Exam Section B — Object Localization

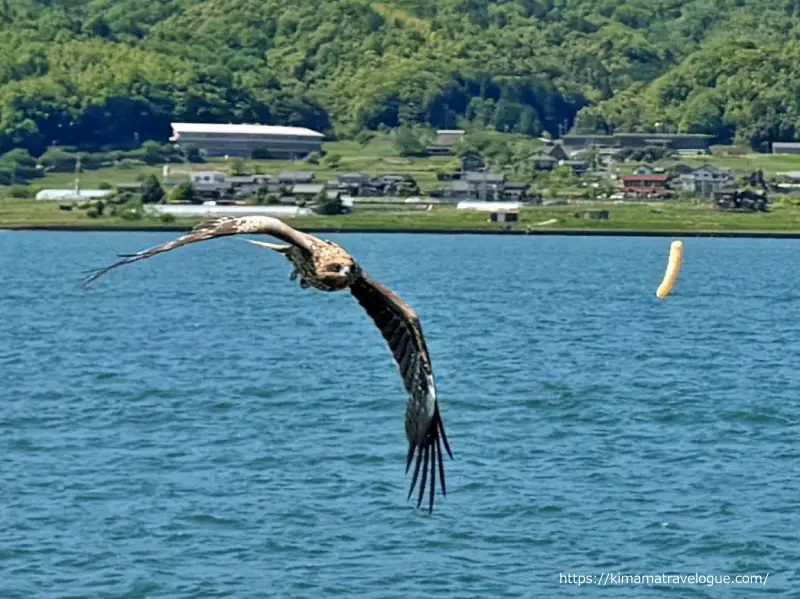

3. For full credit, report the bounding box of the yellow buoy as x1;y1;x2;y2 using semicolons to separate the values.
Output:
656;240;683;299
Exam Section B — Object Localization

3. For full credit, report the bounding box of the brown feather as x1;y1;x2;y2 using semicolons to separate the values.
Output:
349;274;453;513
79;215;314;288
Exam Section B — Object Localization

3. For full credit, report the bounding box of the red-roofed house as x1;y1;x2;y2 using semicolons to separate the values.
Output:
621;173;673;198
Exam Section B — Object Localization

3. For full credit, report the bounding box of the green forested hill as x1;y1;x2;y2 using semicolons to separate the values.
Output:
2;0;800;154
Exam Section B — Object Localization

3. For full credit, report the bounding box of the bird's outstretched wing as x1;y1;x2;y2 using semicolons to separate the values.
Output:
349;274;453;513
79;215;314;288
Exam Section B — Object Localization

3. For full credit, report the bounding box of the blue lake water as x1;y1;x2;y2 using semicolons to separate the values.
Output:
1;231;799;598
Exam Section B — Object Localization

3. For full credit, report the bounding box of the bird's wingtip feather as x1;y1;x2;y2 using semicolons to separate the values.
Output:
407;408;451;514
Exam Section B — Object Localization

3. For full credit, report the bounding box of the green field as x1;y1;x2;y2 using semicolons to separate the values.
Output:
4;197;800;236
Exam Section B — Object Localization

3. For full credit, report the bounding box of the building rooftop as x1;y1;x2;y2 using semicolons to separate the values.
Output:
170;122;324;138
622;174;671;182
292;183;325;194
229;175;274;184
465;172;505;182
279;171;315;181
434;130;466;146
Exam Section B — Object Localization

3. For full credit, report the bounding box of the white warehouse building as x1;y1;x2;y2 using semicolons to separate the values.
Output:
144;204;316;219
169;122;324;159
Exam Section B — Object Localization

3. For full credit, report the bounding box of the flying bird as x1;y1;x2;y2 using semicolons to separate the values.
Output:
80;215;454;513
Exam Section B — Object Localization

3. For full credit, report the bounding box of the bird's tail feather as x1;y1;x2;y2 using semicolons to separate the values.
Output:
406;405;453;514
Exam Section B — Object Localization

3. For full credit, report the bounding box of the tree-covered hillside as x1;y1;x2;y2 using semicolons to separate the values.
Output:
2;0;800;154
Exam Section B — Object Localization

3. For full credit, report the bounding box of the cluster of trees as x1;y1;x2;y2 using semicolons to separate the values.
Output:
0;140;184;189
2;0;800;155
574;35;800;151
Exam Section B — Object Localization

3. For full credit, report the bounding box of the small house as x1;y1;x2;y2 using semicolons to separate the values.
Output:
278;171;315;184
621;173;672;197
777;171;800;183
531;154;558;171
578;210;609;220
679;165;734;198
435;130;466;147
562;160;588;175
465;171;506;201
188;171;232;198
465;171;506;185
503;182;529;201
772;142;800;155
546;142;569;161
460;151;485;172
338;173;367;186
291;183;325;200
229;175;277;197
426;130;466;156
490;210;519;223
433;180;472;200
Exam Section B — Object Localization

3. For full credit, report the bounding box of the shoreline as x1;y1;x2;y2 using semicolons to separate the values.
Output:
4;223;800;239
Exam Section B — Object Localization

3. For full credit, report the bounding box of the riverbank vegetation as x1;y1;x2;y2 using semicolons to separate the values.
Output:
6;198;800;235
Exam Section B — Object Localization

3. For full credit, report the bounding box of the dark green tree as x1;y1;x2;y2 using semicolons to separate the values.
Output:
394;126;424;156
140;174;165;204
170;181;196;204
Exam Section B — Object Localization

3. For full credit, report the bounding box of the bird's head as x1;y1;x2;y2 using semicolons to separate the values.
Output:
316;243;361;289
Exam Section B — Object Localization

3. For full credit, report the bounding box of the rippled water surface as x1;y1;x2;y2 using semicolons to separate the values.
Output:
2;231;799;598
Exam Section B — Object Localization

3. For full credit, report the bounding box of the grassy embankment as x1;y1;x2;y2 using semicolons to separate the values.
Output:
4;137;800;235
7;198;800;236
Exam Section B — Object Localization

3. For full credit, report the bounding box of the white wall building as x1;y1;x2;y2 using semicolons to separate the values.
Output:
456;201;522;212
144;204;315;219
36;189;113;201
169;122;324;159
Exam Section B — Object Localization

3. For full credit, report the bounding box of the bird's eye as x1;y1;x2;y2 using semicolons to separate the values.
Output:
327;264;341;272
